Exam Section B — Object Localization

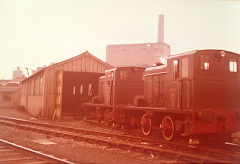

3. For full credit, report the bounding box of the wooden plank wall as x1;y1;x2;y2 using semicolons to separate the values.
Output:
0;89;19;108
19;72;44;116
19;53;111;117
43;54;111;117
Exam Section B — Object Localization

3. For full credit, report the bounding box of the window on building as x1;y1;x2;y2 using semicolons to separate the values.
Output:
39;77;43;95
28;81;32;95
182;58;188;78
173;59;179;79
24;83;27;96
3;93;11;101
21;84;24;96
229;58;238;72
200;55;210;70
31;80;34;96
23;83;25;96
34;79;37;96
80;85;83;95
88;84;92;97
73;86;76;95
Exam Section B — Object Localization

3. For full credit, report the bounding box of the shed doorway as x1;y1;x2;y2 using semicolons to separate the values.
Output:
61;71;103;116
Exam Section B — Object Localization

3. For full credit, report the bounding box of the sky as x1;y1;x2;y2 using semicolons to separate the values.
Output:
0;0;240;79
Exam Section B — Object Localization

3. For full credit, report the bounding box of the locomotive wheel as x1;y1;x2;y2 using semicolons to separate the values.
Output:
161;116;175;141
141;114;152;136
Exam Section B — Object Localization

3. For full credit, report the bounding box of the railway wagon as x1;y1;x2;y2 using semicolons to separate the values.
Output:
84;49;240;141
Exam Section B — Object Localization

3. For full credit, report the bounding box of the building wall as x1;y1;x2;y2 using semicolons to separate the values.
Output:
19;72;44;116
20;95;27;108
0;92;12;108
106;42;170;68
27;95;43;115
43;68;56;117
19;52;112;118
12;67;24;80
43;54;111;117
11;89;20;107
0;89;19;108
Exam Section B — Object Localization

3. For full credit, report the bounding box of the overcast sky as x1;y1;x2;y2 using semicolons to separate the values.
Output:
0;0;239;79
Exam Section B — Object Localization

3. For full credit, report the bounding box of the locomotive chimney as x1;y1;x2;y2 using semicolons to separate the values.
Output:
158;14;164;43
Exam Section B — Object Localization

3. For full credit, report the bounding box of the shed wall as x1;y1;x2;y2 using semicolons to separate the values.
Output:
27;95;43;115
43;69;56;117
19;72;44;116
20;52;112;118
0;89;19;108
11;89;20;108
43;54;111;117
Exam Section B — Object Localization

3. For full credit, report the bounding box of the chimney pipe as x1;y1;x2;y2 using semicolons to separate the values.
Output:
158;15;164;43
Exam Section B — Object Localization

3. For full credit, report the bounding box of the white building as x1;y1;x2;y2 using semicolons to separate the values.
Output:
106;15;170;68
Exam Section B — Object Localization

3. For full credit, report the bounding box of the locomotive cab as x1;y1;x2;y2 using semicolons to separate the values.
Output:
104;67;145;106
166;51;194;110
192;50;240;138
157;50;240;141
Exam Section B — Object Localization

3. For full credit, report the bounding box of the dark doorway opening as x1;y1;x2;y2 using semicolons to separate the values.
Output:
62;71;103;115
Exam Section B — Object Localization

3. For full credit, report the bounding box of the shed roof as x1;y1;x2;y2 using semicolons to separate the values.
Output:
21;51;112;82
45;51;112;71
0;86;19;92
6;82;20;87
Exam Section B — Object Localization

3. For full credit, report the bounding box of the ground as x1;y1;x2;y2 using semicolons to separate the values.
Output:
0;108;176;164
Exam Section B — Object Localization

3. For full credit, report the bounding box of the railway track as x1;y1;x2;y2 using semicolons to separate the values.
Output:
0;115;239;163
0;138;74;164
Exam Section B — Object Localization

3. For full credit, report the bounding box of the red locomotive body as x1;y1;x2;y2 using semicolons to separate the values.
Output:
84;49;240;142
143;49;240;141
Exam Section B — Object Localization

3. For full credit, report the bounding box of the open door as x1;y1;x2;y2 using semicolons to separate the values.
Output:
55;70;63;119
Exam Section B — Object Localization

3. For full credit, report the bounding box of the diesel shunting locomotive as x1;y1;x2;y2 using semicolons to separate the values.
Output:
83;49;240;141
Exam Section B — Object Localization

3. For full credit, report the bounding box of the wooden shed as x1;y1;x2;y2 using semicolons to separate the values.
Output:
19;51;112;119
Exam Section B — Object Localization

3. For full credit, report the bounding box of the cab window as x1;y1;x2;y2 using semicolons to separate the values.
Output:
173;59;179;79
107;72;113;85
200;55;209;70
229;58;238;72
